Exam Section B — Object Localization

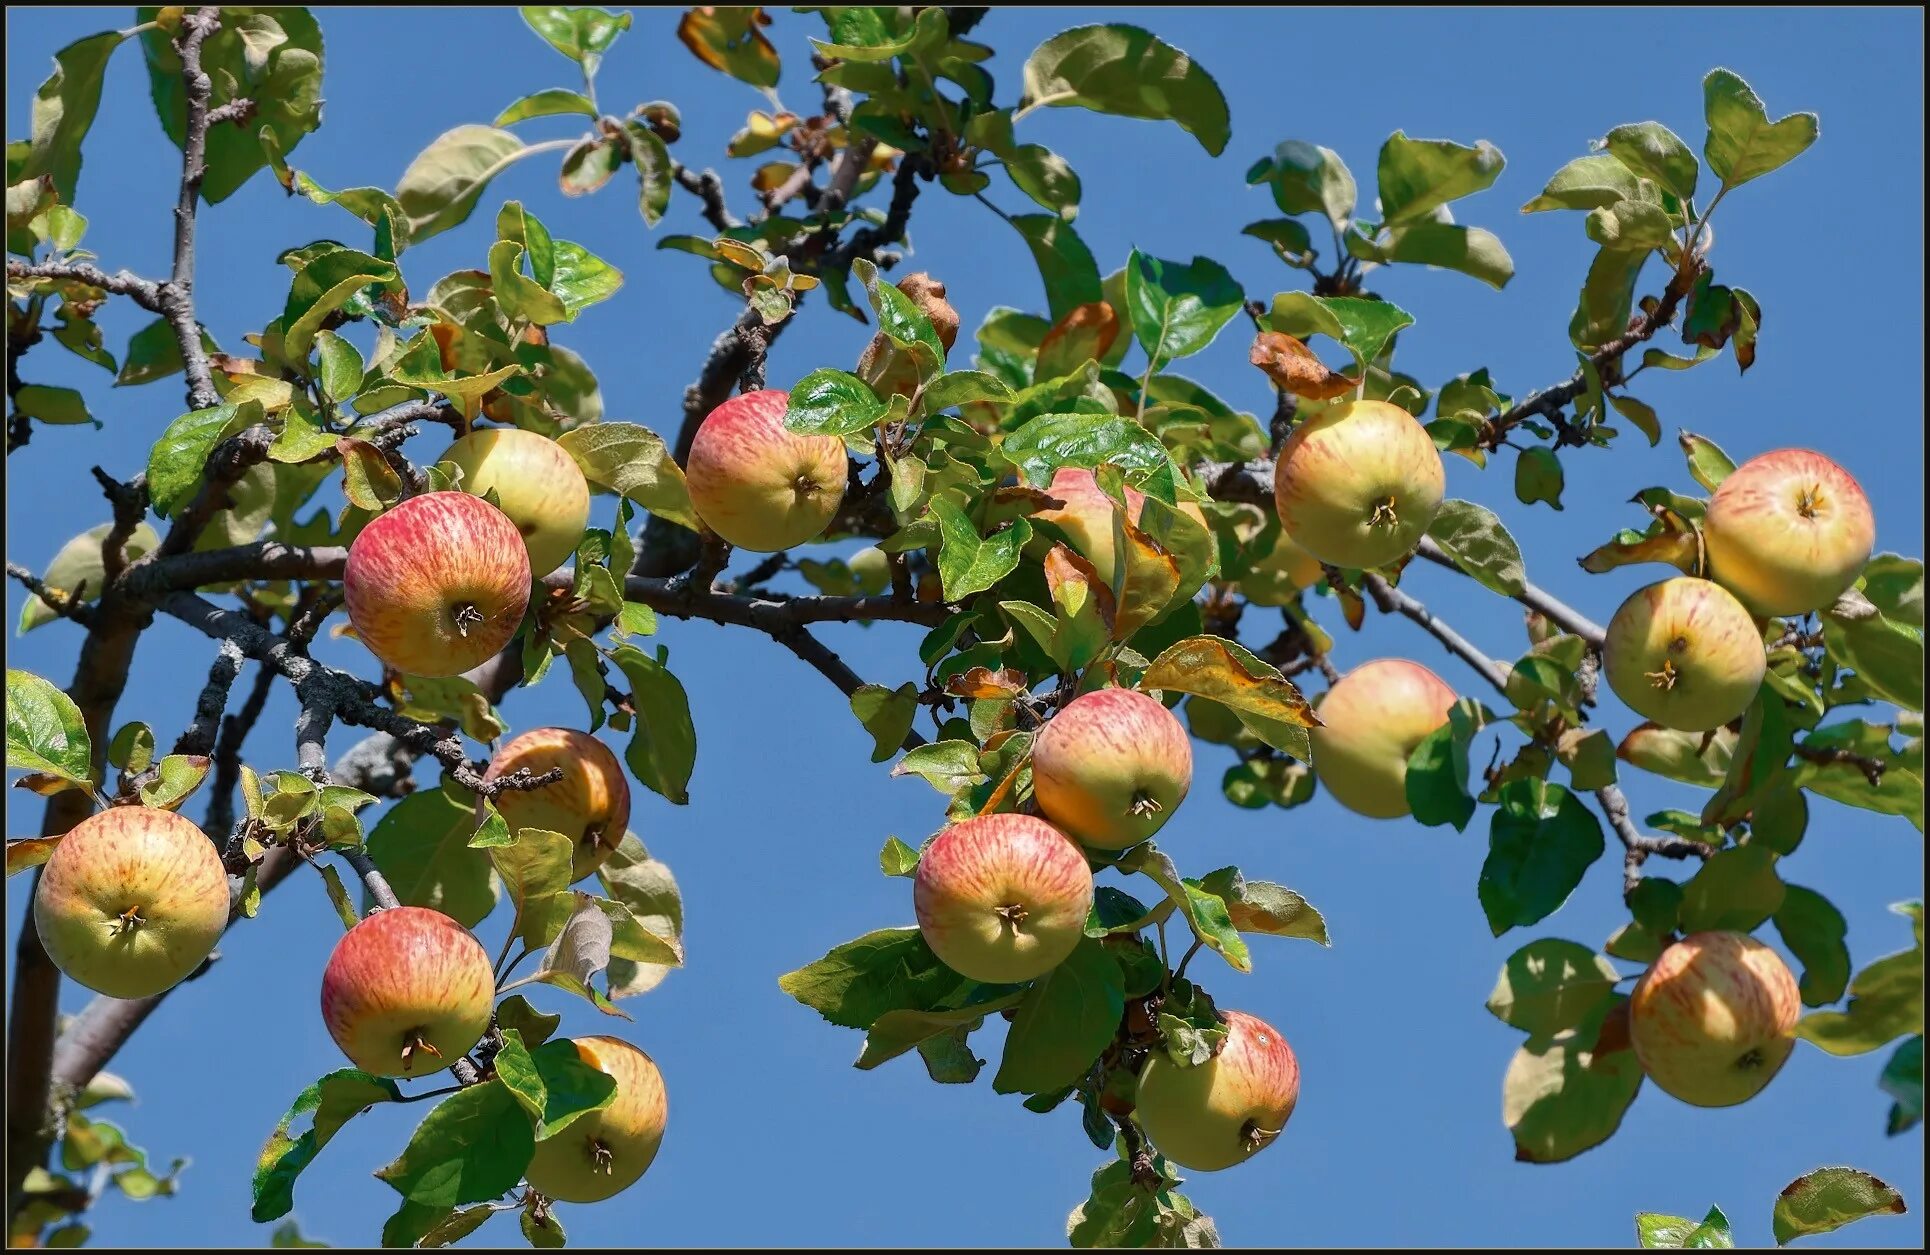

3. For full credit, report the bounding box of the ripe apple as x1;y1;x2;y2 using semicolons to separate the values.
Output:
1033;466;1210;589
1309;659;1457;819
1032;687;1193;850
320;906;495;1079
343;491;531;678
1603;577;1765;732
1135;1010;1301;1172
437;427;592;577
1702;449;1876;616
524;1036;668;1203
33;806;230;1000
484;728;631;883
912;813;1094;984
684;389;846;552
1273;399;1445;570
1629;930;1800;1107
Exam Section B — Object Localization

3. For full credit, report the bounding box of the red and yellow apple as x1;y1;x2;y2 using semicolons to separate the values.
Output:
1629;930;1800;1107
1273;400;1445;570
438;427;592;577
1309;659;1457;819
484;728;631;884
1603;577;1765;732
33;806;230;999
1033;467;1210;589
912;813;1094;984
343;491;531;678
320;906;495;1079
684;389;846;552
1702;449;1876;616
1135;1009;1301;1172
1032;687;1193;850
525;1036;668;1203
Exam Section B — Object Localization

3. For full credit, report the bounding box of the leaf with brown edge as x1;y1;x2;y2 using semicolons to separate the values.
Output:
1109;515;1181;641
7;837;62;877
945;667;1028;701
677;6;779;89
1036;302;1120;380
1578;527;1700;576
11;773;86;798
1044;544;1116;624
1249;330;1357;401
1772;1167;1907;1246
1143;636;1320;730
336;438;404;511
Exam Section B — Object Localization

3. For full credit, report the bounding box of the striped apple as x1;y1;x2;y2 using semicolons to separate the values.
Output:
1603;577;1766;732
684;389;845;552
912;813;1094;984
1033;466;1209;590
438;427;592;577
1629;931;1800;1107
320;906;495;1079
1274;399;1444;570
1135;1010;1302;1171
1032;687;1193;850
1703;449;1875;616
485;728;631;883
525;1036;668;1202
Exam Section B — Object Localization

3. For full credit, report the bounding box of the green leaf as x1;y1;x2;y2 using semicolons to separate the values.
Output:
624;122;673;225
18;522;161;634
850;683;918;763
252;1070;400;1223
1406;700;1493;831
1703;69;1819;190
376;1082;534;1247
1426;500;1525;596
1771;1167;1907;1246
16;30;126;203
1503;1010;1643;1163
113;317;216;388
1638;1207;1736;1249
11;384;94;429
1823;607;1923;713
1775;885;1851;1007
1608;393;1662;446
1586;200;1676;252
1002;412;1174;490
878;835;920;878
6;669;93;787
609;644;696;805
556;421;698;532
365;787;495;927
1678;429;1736;491
931;497;1028;601
1522;155;1640;213
1479;779;1606;936
1603;122;1698;201
858;992;1025;1072
992;937;1125;1094
1008;215;1102;321
1195;866;1329;945
1130;844;1250;974
1142;636;1316;761
395;125;529;243
1247;139;1355;225
777;927;964;1030
1377;131;1505;225
1123;251;1243;364
1799;902;1923;1056
494;87;596;126
923;370;1014;412
1369;221;1514;289
521;6;631;68
284;246;398;360
146;402;256;517
137;754;211;811
1486;939;1622;1037
785;368;888;437
1679;846;1784;933
1881;1036;1923;1135
492;1029;618;1140
891;740;987;794
1514;446;1565;511
598;833;684;999
1261;292;1413;374
1019;25;1230;155
1569;244;1646;349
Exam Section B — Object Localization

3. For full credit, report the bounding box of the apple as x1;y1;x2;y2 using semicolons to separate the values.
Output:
437;427;592;577
1273;399;1445;570
484;728;631;883
524;1036;668;1203
1309;659;1457;819
1032;687;1193;850
1241;531;1325;606
684;389;846;552
1135;1010;1301;1172
1629;930;1800;1107
1702;449;1876;616
857;273;960;399
1603;577;1765;732
320;906;495;1079
33;806;230;1000
343;491;532;678
1033;467;1210;589
913;813;1094;984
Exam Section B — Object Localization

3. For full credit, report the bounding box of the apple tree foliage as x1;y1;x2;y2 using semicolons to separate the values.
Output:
4;5;1922;1248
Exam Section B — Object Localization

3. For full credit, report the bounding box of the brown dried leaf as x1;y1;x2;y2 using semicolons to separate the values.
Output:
1250;331;1358;400
1037;302;1119;377
945;667;1028;701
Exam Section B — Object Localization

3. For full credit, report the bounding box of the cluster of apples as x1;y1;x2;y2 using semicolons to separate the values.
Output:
1602;449;1876;732
912;684;1302;1173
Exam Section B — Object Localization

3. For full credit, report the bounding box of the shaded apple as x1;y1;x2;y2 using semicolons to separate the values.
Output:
1273;399;1444;570
1702;449;1875;616
1033;466;1209;589
525;1036;668;1203
1136;1010;1301;1172
320;906;494;1079
684;389;845;552
1032;687;1193;850
1603;577;1765;732
33;806;230;1000
438;427;592;577
343;491;531;678
913;813;1094;984
485;728;631;883
1310;659;1457;819
1629;930;1800;1107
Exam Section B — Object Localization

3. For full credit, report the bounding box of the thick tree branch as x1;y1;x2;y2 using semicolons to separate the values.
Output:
175;637;246;756
671;162;739;231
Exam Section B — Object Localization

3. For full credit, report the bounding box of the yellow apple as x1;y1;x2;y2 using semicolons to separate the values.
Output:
1273;399;1444;570
1310;659;1457;819
438;427;592;577
1603;577;1765;732
1702;449;1875;616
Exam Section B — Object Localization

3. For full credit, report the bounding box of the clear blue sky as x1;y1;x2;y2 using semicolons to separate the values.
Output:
6;6;1924;1248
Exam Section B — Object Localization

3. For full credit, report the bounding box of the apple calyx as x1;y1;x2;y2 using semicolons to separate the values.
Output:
1129;791;1164;818
590;1141;614;1174
1242;1120;1282;1154
993;902;1030;929
1645;657;1680;691
1367;496;1399;528
400;1032;444;1069
109;905;145;935
449;601;485;637
1795;485;1820;519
